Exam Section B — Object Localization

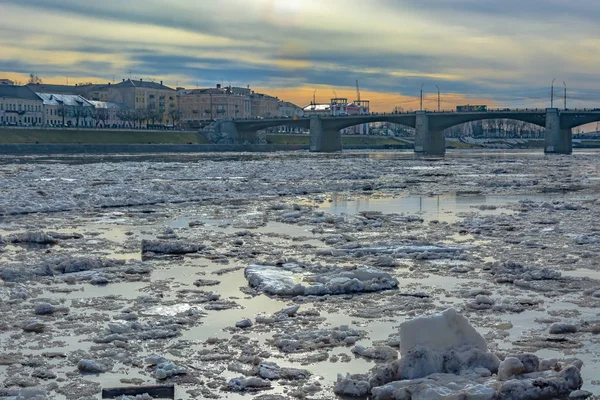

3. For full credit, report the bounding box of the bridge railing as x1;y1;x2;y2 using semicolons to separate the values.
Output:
229;108;600;122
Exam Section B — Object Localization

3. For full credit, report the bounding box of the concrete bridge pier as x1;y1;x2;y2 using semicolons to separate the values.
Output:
238;130;259;144
414;111;445;157
309;116;342;152
544;108;572;154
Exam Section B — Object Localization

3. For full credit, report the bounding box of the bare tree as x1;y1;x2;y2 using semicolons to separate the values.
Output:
88;107;97;127
117;108;134;129
146;105;161;127
168;109;182;128
95;108;110;128
56;104;68;127
71;104;90;128
27;74;43;84
134;109;147;128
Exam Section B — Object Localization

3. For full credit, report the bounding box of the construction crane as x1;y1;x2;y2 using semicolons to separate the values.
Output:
355;80;361;102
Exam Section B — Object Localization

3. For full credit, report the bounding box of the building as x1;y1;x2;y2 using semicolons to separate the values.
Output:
108;79;177;126
0;79;15;86
0;85;43;126
278;101;303;118
344;100;370;135
177;84;285;126
177;84;254;128
35;93;95;127
301;98;370;134
250;92;279;118
302;103;331;116
88;101;128;128
79;84;111;102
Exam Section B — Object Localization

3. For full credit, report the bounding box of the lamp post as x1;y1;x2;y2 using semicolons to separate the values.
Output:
563;81;567;110
420;83;424;111
435;85;440;112
551;78;556;108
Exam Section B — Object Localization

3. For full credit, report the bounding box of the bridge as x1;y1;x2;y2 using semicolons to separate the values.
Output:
214;108;600;156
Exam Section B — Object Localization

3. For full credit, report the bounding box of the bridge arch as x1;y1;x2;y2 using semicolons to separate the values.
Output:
561;113;600;129
428;112;547;131
320;115;416;132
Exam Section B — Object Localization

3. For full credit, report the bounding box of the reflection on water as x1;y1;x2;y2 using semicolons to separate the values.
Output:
316;192;569;222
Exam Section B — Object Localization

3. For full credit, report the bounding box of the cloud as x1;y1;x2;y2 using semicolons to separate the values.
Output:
0;0;598;110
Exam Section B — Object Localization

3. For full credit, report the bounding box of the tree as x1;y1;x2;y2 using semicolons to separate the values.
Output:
56;104;68;127
27;74;42;84
168;108;182;128
134;108;147;128
71;103;90;128
117;108;134;129
146;105;162;127
95;108;110;128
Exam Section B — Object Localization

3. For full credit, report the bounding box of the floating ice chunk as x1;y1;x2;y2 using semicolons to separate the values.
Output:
227;376;272;392
9;231;58;245
245;264;398;297
569;390;593;399
235;318;253;329
352;345;398;361
550;323;578;334
257;362;310;380
77;359;109;374
34;303;56;315
275;304;300;317
342;245;467;255
141;239;203;254
155;361;186;380
245;265;304;296
497;357;524;381
334;373;370;397
399;308;487;356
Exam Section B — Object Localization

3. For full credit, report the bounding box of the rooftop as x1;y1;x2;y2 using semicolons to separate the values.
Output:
302;103;331;111
27;83;80;94
35;93;93;107
87;100;128;109
279;101;301;109
113;79;175;91
0;85;42;101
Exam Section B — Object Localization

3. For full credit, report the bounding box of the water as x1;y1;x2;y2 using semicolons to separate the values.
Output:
314;192;569;222
2;150;600;398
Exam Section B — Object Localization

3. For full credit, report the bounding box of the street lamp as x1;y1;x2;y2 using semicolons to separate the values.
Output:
420;83;424;111
435;85;440;112
563;81;567;110
551;78;556;108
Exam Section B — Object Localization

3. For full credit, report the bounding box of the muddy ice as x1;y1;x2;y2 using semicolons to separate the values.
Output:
0;151;600;399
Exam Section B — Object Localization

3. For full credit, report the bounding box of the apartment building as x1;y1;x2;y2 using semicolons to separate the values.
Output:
108;79;177;125
178;84;252;127
0;85;43;126
250;93;279;118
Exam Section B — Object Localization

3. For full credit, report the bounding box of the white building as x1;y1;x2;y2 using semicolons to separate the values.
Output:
302;103;331;116
278;101;304;118
36;93;94;127
88;101;127;128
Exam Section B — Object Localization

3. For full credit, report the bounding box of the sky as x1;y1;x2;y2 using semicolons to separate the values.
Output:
1;0;599;113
